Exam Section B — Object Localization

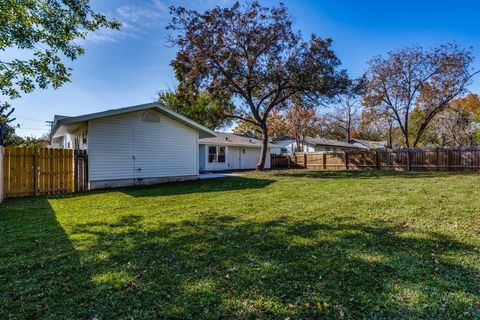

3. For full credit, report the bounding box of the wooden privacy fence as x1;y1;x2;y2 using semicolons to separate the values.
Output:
3;147;74;198
271;148;480;172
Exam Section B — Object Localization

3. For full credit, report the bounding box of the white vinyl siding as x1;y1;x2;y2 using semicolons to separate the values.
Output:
270;140;315;154
200;145;270;171
238;147;271;169
88;109;198;182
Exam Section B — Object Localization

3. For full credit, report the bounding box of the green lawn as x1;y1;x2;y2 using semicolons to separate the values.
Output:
1;170;479;319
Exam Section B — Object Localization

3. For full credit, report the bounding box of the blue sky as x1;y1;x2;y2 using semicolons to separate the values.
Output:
7;0;480;137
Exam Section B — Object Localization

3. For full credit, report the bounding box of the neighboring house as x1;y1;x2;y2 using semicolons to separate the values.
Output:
198;132;277;172
349;138;389;150
271;136;368;154
50;103;215;189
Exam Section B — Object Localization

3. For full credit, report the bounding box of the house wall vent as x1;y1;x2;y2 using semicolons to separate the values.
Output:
142;111;160;123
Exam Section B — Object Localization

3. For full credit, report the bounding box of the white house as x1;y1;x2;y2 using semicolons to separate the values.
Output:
271;136;368;154
50;103;216;189
198;132;276;172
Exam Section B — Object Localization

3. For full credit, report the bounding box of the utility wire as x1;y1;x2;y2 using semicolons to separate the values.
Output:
15;127;48;131
15;116;48;122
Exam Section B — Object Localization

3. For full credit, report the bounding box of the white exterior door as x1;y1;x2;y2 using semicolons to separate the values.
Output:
240;148;259;169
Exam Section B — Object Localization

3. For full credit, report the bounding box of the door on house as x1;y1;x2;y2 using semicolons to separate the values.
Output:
239;148;259;169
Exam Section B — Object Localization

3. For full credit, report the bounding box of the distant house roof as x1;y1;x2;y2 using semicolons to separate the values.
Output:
349;138;388;149
272;136;366;149
199;132;278;148
305;137;367;149
50;102;216;139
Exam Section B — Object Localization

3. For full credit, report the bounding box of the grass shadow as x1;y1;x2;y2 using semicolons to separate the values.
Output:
0;198;99;319
36;176;276;201
61;214;480;318
120;176;275;198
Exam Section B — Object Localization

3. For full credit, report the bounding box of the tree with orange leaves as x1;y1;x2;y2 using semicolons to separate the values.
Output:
233;111;288;141
285;104;320;152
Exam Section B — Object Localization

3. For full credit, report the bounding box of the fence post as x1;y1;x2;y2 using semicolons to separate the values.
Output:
0;146;3;203
323;153;327;170
446;149;450;171
287;154;291;169
33;147;39;196
375;151;380;171
345;151;349;170
406;149;411;171
74;150;78;192
304;153;307;168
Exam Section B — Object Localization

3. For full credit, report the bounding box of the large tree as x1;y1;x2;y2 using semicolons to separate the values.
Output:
363;44;477;148
0;0;120;100
1;1;120;144
158;90;234;130
168;1;348;169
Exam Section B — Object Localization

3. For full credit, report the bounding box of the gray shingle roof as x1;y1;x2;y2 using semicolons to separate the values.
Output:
349;138;388;149
272;136;367;149
305;137;367;149
199;132;278;148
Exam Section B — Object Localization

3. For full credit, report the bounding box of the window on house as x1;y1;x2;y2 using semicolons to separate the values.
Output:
208;146;226;163
208;146;216;163
280;147;288;153
218;146;225;163
326;147;331;151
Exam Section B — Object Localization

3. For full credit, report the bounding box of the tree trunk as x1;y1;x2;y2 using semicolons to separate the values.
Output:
388;122;393;149
403;112;410;148
256;123;269;171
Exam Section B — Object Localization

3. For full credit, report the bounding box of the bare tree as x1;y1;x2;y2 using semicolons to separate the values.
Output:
363;44;477;148
435;108;474;146
168;2;349;169
433;94;480;146
327;93;362;142
359;109;395;148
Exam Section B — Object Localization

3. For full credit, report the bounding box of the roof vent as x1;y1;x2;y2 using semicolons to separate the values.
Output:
142;111;160;123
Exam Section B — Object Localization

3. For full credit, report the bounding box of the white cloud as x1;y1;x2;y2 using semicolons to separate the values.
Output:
86;0;169;44
85;0;235;44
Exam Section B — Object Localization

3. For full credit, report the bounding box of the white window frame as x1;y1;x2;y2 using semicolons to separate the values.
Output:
208;145;226;163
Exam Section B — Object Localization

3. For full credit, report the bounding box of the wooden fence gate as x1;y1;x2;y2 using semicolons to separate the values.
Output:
3;147;74;198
